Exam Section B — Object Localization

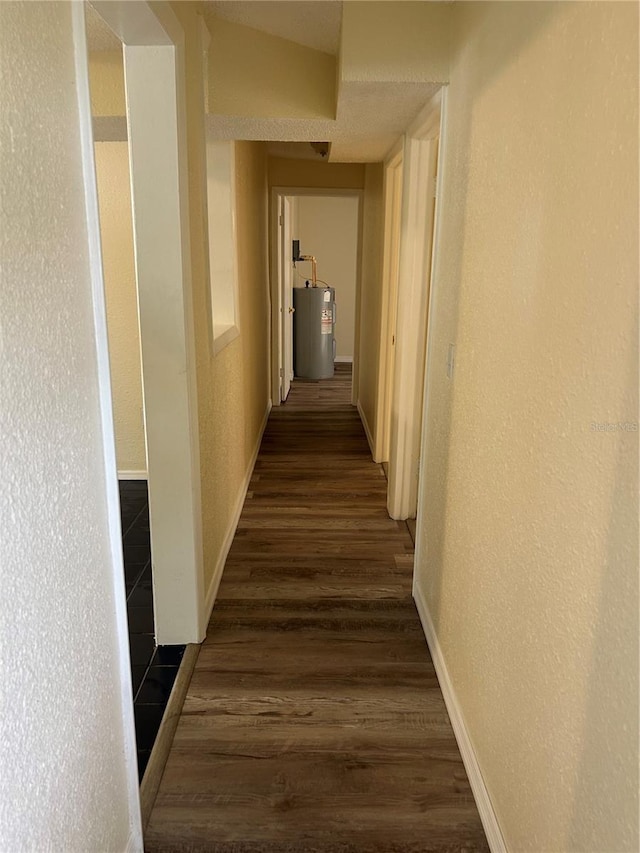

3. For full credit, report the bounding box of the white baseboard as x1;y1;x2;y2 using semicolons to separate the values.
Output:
357;401;379;461
118;470;147;481
203;400;272;624
412;581;507;853
335;356;353;363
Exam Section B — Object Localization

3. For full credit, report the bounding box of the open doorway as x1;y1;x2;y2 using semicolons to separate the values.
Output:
272;189;362;406
383;91;443;522
376;142;404;467
84;0;204;784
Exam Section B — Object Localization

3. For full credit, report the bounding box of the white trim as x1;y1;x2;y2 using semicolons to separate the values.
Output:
124;38;204;645
412;581;507;853
413;88;449;573
387;90;442;521
334;356;353;363
357;401;377;461
376;145;404;465
117;470;148;481
74;4;143;849
212;323;240;356
406;89;444;139
203;400;272;625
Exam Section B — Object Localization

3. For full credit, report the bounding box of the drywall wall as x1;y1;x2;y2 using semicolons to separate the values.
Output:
0;2;139;849
415;2;638;850
356;163;385;452
94;142;147;474
269;157;365;190
297;195;360;359
171;3;271;604
206;16;335;120
200;141;271;595
340;1;450;83
89;49;126;116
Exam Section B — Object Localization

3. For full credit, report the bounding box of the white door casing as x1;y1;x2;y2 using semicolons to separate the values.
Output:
282;196;295;400
376;142;404;464
387;91;442;520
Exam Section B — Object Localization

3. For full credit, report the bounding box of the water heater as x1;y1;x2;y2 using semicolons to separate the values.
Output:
293;285;336;380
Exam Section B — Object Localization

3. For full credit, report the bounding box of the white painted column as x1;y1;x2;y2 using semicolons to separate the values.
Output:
124;45;205;644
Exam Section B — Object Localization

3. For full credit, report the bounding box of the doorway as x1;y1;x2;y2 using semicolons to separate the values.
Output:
271;188;363;406
376;142;404;465
384;91;444;521
83;0;205;789
86;1;204;646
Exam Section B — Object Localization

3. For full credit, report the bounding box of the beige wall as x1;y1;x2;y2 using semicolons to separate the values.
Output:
297;195;360;360
341;1;450;83
269;157;365;190
88;50;125;116
416;3;638;851
2;3;139;847
94;142;147;474
198;140;271;594
357;163;385;449
172;2;271;598
206;16;335;120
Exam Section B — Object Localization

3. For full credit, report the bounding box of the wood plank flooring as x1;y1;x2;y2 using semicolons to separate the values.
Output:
145;365;489;852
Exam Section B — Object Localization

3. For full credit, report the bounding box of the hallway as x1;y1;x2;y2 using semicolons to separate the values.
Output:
145;367;488;851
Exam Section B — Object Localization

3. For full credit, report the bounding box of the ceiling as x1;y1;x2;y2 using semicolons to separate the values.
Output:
87;1;440;163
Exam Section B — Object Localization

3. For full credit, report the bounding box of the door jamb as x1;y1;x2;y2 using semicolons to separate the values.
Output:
375;139;404;463
387;89;444;520
413;89;449;575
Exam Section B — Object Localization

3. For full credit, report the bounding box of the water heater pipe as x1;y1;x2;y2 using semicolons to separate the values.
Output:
298;254;318;286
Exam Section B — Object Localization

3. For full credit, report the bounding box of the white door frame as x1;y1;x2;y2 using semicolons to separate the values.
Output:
270;187;364;406
387;90;443;520
278;195;296;402
375;139;404;463
90;1;205;645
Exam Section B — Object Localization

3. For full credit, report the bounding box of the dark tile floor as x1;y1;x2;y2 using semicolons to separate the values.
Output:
119;480;185;782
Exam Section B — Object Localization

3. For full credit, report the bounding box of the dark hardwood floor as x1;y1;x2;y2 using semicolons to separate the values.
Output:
145;364;489;852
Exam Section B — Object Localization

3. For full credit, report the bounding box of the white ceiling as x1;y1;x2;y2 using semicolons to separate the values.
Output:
204;1;342;55
207;80;440;162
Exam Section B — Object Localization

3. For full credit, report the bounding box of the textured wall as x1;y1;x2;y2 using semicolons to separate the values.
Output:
207;16;335;119
171;3;271;598
341;1;450;83
0;3;136;849
199;142;271;592
95;142;147;473
297;195;360;359
89;49;126;116
357;164;385;448
416;3;638;850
